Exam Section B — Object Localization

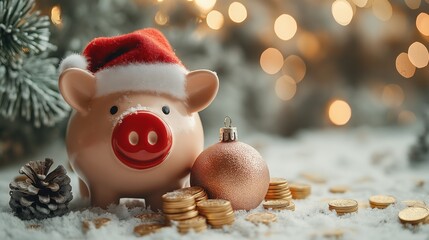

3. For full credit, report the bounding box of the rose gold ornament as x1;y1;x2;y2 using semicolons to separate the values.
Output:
190;117;270;210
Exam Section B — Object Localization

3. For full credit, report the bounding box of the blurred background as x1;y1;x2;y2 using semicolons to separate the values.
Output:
1;0;428;165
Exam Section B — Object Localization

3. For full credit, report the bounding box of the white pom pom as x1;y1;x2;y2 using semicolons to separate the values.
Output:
59;54;88;73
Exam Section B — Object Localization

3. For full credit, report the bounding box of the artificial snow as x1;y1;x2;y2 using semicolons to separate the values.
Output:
1;127;429;240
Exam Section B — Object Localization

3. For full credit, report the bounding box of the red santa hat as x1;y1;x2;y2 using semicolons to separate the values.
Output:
59;28;188;99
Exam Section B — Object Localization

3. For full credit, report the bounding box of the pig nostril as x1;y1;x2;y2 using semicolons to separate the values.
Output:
148;131;158;145
129;131;139;146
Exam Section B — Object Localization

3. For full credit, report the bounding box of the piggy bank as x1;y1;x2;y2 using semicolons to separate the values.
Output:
58;29;219;209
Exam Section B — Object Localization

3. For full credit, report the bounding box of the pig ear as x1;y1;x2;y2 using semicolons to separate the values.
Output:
185;70;219;113
59;68;96;113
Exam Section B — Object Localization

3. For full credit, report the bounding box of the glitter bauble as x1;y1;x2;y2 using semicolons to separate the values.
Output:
190;117;270;210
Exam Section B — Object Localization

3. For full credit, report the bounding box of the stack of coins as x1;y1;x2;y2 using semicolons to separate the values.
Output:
328;199;358;216
398;207;429;225
289;183;311;199
265;177;293;201
162;192;199;222
176;215;207;233
369;195;396;209
197;199;235;228
263;199;295;211
174;186;208;204
245;212;277;225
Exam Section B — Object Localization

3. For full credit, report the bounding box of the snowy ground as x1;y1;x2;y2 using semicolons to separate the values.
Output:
1;127;429;240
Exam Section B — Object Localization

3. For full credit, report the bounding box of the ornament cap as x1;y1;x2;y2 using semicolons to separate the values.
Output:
219;116;238;142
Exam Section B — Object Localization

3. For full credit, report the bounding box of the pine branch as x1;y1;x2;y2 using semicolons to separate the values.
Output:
0;0;69;127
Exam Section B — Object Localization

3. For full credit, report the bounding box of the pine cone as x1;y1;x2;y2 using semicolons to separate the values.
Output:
9;158;73;220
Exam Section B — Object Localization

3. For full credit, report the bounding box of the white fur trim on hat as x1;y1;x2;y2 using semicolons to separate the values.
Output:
59;53;88;73
95;63;188;100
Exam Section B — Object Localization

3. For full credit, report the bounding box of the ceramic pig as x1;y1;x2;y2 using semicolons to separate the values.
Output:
58;29;219;209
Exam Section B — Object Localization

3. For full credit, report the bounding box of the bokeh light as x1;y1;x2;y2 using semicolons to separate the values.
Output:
195;0;216;13
395;52;416;79
297;32;321;59
331;0;353;26
154;11;169;25
274;14;297;41
372;0;393;21
408;42;429;68
382;84;404;107
416;13;429;36
282;55;307;83
228;2;247;23
206;10;224;30
50;6;62;25
405;0;421;9
398;110;416;124
275;75;297;101
352;0;368;8
260;48;284;74
328;100;352;126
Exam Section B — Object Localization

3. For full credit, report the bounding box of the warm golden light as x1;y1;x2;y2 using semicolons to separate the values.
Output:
274;14;297;41
382;84;404;107
352;0;368;7
195;0;216;13
331;0;353;26
328;100;352;126
395;52;416;79
228;2;247;23
297;32;320;59
154;11;169;25
372;0;392;21
398;110;416;124
260;48;284;74
50;6;62;25
408;42;429;68
405;0;421;9
282;55;306;83
275;75;297;101
416;13;429;36
206;10;224;30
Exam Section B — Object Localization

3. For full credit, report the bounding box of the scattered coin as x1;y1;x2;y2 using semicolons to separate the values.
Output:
82;217;111;232
369;195;396;209
329;186;348;194
402;200;427;209
26;224;42;230
328;199;358;216
197;199;235;228
301;172;326;184
134;212;165;224
246;212;277;225
398;207;429;225
134;223;164;236
323;229;344;239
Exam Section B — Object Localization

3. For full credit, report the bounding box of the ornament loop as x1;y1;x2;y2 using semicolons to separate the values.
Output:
224;116;232;128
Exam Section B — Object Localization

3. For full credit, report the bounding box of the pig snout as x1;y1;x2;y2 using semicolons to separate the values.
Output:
111;110;172;169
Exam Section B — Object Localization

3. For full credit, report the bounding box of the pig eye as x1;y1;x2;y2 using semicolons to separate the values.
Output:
162;106;170;115
110;106;118;115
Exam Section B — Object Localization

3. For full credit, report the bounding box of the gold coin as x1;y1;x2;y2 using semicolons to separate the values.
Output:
204;210;234;219
82;217;111;232
263;200;290;209
133;223;164;236
301;172;326;183
165;209;199;221
369;195;396;206
329;186;348;194
175;186;204;197
328;199;358;209
197;199;231;210
163;204;196;214
323;229;344;238
398;207;429;224
270;177;288;185
246;212;277;225
178;216;206;226
162;192;194;202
